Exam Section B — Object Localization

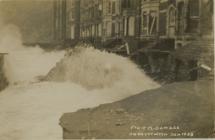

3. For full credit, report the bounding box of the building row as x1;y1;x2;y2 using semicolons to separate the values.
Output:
54;0;214;81
54;0;213;46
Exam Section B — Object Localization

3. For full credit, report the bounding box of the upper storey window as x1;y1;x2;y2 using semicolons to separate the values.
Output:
122;0;131;8
186;0;200;33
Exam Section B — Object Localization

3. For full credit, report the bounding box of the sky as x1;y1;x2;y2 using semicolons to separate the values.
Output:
0;0;54;43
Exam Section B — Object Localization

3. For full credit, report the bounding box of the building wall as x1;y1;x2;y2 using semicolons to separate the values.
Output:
53;0;214;49
52;0;214;81
173;0;214;81
78;0;141;43
175;0;214;48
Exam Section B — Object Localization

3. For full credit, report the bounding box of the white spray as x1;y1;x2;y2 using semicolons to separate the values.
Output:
0;24;65;85
0;22;160;140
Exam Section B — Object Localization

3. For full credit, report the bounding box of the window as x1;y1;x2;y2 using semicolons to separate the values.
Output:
123;18;128;36
71;25;75;39
141;10;157;35
186;0;200;33
127;0;131;8
71;10;75;19
142;12;148;35
98;24;102;37
92;25;95;36
169;7;176;26
159;12;167;36
115;22;120;35
122;0;131;8
108;2;111;13
112;23;115;36
201;0;213;34
98;4;102;16
107;22;112;36
189;0;200;17
177;2;184;35
128;17;135;36
112;1;116;14
149;11;157;35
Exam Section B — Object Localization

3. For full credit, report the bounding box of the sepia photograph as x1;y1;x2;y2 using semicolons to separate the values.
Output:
0;0;214;139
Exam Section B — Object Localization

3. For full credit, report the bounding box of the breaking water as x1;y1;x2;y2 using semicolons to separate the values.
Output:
0;24;160;140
